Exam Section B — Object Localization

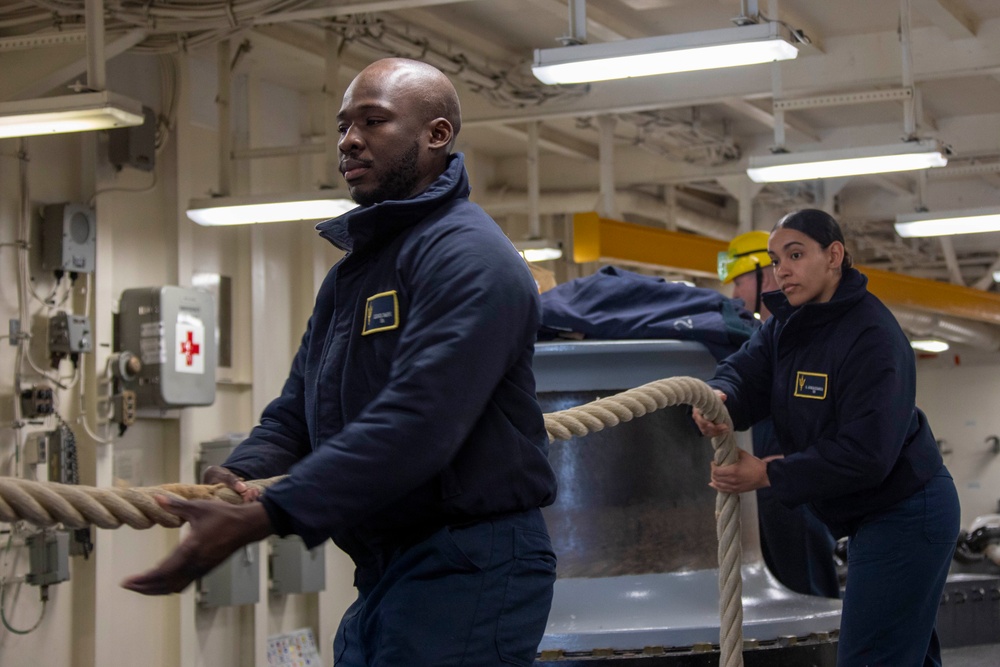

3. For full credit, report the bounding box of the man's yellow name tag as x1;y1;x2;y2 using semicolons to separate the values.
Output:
363;290;399;335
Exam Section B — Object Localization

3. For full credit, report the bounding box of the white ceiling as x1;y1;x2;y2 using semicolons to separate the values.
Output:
4;0;1000;286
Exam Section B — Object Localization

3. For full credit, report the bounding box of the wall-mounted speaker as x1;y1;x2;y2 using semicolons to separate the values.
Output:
41;203;96;274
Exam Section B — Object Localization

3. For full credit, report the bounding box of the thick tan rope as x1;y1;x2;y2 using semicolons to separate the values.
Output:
0;376;740;664
544;375;743;667
0;476;285;530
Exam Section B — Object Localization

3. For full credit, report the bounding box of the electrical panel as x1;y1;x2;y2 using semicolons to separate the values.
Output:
41;203;96;274
270;535;325;595
196;434;260;607
26;531;70;586
45;427;71;485
20;385;54;418
48;312;93;363
117;286;216;409
198;544;260;608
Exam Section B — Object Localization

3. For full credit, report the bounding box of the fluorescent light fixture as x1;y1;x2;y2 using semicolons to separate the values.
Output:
186;192;357;226
513;239;563;262
0;91;144;139
910;339;949;353
747;139;948;183
894;206;1000;238
532;22;798;85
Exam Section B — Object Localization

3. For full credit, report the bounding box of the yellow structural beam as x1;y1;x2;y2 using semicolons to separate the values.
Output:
572;211;725;278
572;212;1000;327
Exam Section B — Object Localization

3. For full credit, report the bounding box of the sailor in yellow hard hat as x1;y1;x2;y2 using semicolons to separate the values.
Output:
717;230;778;320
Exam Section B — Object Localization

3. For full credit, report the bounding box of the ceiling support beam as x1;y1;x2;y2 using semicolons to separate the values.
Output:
597;115;618;219
716;176;765;234
10;28;148;100
872;174;915;197
572;212;726;279
488;124;599;161
972;255;1000;291
571;213;1000;325
939;236;965;285
911;0;978;38
527;121;541;238
481;190;737;239
721;98;820;143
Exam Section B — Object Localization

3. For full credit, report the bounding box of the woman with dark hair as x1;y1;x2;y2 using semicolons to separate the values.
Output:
693;209;960;666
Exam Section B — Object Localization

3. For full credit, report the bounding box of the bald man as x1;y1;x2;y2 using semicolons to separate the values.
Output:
124;58;558;666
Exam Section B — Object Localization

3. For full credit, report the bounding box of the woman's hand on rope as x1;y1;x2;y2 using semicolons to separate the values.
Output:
202;465;261;502
120;495;273;595
691;390;730;437
710;449;775;494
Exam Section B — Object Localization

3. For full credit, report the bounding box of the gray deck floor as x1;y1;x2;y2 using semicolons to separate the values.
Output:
942;643;1000;665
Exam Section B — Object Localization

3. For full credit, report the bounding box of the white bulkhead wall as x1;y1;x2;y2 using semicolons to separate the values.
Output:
0;50;355;666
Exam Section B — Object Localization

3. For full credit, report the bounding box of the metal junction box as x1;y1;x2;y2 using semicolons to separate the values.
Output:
198;544;260;608
270;535;325;595
117;286;216;409
48;312;93;356
26;531;70;586
41;203;96;274
197;434;259;607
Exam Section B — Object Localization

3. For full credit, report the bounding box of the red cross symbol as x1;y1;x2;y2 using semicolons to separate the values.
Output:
179;330;201;366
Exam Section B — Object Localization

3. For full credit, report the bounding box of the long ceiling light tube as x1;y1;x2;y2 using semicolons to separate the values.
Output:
187;192;357;226
532;22;798;85
746;139;948;183
894;206;1000;238
0;91;144;139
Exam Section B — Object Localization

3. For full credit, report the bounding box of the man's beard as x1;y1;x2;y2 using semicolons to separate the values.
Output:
350;141;421;207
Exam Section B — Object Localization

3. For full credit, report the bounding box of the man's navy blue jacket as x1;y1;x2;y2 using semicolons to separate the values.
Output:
709;268;943;537
222;154;557;565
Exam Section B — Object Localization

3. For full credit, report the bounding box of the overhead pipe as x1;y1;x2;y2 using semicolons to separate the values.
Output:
217;39;231;197
568;0;587;44
85;0;106;91
324;30;343;188
597;115;618;219
526;121;541;238
899;0;917;138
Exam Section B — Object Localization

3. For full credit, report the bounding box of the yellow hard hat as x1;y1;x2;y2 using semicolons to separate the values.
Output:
717;230;772;284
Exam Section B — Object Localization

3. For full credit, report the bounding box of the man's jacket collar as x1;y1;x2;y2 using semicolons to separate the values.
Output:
316;153;470;254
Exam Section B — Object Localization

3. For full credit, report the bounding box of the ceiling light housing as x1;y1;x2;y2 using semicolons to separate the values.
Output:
186;192;357;226
747;139;948;183
910;339;949;353
532;22;798;85
895;206;1000;238
0;91;144;139
513;239;563;262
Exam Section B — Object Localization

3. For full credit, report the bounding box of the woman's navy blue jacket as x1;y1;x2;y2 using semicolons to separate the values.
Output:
222;154;557;563
708;268;943;537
